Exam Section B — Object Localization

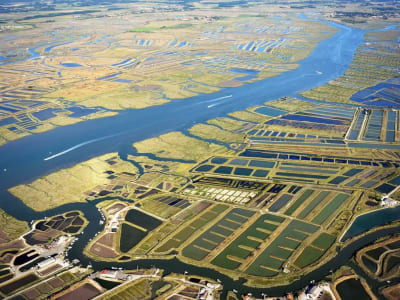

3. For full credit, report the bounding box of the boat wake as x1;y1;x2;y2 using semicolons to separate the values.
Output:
207;95;232;108
44;134;116;161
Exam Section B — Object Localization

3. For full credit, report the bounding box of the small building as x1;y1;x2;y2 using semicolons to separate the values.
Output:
101;269;118;279
37;257;56;269
111;222;118;232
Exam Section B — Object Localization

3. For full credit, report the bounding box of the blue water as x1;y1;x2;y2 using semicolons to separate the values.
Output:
0;19;366;197
67;107;98;118
245;41;254;51
60;63;82;68
112;79;132;83
386;131;395;142
0;35;88;66
350;78;400;106
347;142;400;150
112;58;132;67
281;114;344;125
254;106;287;117
32;108;58;121
178;41;187;47
98;72;121;81
0;117;17;126
0;18;395;292
230;68;259;75
257;40;274;52
97;72;131;83
27;47;41;59
44;41;70;53
341;206;400;241
0;105;19;113
0;46;40;66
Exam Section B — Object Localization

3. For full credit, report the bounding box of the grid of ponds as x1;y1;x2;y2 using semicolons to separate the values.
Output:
182;208;256;261
248;129;343;141
348;109;366;140
350;77;400;106
363;109;383;141
253;106;287;117
245;219;319;277
211;213;285;270
248;137;346;147
305;106;355;119
348;108;399;143
182;186;257;204
239;149;400;168
152;195;191;209
193;157;277;179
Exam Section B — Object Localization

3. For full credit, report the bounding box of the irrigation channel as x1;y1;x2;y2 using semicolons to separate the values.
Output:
0;18;399;298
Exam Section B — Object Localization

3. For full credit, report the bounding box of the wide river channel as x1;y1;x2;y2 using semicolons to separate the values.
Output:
0;18;398;298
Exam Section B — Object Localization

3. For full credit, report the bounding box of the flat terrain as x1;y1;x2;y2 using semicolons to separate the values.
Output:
16;95;399;288
1;0;400;299
0;1;339;146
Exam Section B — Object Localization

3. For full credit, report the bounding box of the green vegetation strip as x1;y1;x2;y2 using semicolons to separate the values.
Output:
279;166;338;175
0;273;39;295
312;232;336;250
281;162;339;169
246;220;318;277
182;208;255;261
311;193;349;225
275;172;329;179
130;23;192;32
294;246;324;269
297;191;330;219
155;204;228;253
211;214;285;270
119;223;147;253
181;244;210;261
284;189;315;216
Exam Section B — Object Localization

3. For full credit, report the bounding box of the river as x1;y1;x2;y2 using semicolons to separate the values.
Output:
0;18;397;299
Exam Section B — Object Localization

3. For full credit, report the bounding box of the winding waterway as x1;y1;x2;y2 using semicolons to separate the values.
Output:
0;18;398;298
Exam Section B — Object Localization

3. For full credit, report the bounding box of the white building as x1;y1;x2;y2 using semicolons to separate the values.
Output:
37;257;56;269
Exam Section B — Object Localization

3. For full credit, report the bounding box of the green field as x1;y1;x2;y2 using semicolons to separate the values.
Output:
294;246;324;268
246;220;318;276
311;193;349;225
182;208;255;261
130;23;192;32
119;223;147;253
297;191;330;219
155;204;228;253
102;278;153;299
288;230;308;241
211;255;242;270
284;189;315;216
295;232;336;268
211;213;285;270
181;244;210;260
312;233;336;249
